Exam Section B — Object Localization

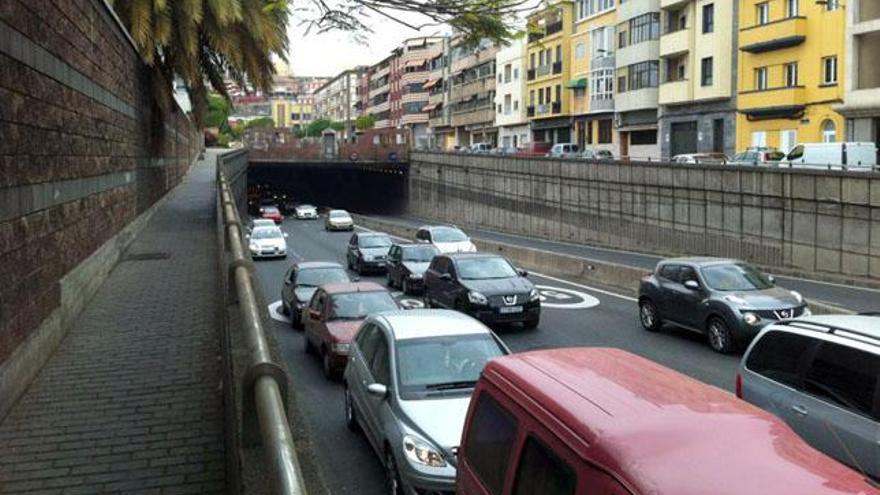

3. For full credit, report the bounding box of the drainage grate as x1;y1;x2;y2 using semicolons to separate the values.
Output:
122;251;171;262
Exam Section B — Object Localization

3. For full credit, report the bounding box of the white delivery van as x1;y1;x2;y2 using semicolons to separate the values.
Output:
782;142;877;171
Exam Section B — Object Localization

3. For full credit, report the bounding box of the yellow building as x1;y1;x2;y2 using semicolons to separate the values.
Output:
526;1;574;143
736;0;846;153
271;99;314;130
569;1;617;154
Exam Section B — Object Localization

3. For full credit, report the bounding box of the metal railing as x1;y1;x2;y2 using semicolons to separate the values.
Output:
218;167;307;495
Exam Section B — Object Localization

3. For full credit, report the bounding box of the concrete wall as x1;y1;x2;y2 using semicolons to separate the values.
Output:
408;152;880;285
0;1;200;417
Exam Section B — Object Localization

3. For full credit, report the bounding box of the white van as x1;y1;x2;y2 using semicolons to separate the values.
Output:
781;142;877;171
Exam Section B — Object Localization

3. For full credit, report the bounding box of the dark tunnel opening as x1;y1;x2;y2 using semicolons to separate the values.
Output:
246;161;409;215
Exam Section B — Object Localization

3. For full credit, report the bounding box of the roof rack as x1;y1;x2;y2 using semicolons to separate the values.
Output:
777;319;880;345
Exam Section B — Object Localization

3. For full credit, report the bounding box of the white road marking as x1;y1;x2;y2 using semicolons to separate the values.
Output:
268;301;292;324
535;285;600;309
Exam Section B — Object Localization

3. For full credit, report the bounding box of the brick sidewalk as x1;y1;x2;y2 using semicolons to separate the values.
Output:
0;156;226;494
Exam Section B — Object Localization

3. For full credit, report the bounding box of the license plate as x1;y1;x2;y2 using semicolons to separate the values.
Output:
499;306;523;314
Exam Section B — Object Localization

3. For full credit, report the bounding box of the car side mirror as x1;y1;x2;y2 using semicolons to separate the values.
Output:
309;309;321;320
683;280;700;290
284;279;292;286
518;269;528;277
366;383;388;398
766;274;775;284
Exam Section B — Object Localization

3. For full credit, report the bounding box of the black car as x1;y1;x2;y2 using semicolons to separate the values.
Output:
346;232;392;275
385;243;440;294
423;253;540;328
637;257;809;353
281;261;350;328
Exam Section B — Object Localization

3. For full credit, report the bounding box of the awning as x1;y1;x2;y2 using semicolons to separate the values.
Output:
405;60;424;68
566;78;588;89
423;78;441;90
422;102;441;112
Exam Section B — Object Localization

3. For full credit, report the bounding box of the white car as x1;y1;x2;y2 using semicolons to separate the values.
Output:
325;209;354;231
415;226;476;254
250;218;275;231
248;226;288;259
294;204;319;219
547;143;580;158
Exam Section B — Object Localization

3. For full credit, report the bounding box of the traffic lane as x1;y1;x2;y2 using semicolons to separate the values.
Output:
251;219;386;495
369;213;878;313
353;220;740;391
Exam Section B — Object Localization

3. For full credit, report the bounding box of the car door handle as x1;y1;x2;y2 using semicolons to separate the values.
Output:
792;404;808;416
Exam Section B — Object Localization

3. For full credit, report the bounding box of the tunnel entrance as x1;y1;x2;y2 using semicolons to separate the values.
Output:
246;160;409;215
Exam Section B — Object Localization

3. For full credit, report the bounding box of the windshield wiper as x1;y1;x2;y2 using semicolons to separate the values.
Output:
424;380;477;391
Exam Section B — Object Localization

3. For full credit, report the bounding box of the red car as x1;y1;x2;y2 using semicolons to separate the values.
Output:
457;347;876;495
302;282;398;379
260;206;283;224
513;141;552;157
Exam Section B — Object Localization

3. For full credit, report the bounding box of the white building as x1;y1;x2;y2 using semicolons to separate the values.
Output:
314;67;366;141
493;38;530;150
838;0;880;159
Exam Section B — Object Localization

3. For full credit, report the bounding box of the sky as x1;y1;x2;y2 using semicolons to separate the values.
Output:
285;8;450;77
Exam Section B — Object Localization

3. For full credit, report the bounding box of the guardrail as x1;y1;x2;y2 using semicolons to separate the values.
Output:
217;160;307;494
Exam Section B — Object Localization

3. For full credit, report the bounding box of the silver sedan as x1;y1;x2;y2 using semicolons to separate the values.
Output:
343;310;509;494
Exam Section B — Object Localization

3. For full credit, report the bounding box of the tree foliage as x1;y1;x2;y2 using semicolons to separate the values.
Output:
355;114;376;130
111;0;289;124
205;94;232;128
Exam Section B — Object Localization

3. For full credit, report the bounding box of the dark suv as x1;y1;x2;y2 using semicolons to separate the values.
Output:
346;232;392;275
638;258;809;353
423;253;540;329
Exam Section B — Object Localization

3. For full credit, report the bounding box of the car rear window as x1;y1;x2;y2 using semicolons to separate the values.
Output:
804;341;880;419
464;393;518;495
745;331;816;388
512;436;576;495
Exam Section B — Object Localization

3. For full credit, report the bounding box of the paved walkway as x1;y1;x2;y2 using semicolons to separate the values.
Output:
0;155;226;494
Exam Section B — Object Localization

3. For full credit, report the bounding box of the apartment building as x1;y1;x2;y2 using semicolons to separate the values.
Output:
494;38;529;149
837;0;880;158
366;54;393;129
390;37;444;147
447;38;499;146
314;67;367;141
616;0;662;159
658;0;737;158
736;0;846;153
526;1;575;144
270;99;313;130
425;38;453;149
571;0;618;155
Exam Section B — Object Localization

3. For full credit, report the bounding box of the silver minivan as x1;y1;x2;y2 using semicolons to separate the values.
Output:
738;315;880;479
343;310;509;494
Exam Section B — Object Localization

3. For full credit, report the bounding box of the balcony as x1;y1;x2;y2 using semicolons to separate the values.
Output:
660;27;691;58
536;64;553;78
532;101;562;117
659;79;693;105
401;92;429;104
738;86;806;119
740;17;807;53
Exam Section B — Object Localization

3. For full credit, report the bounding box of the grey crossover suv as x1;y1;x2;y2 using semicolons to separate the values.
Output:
738;315;880;480
343;310;509;494
638;258;809;353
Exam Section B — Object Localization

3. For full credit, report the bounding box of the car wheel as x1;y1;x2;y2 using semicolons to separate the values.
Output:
385;451;403;495
321;348;336;381
303;331;314;355
291;309;302;330
344;385;359;432
707;317;735;354
639;299;662;332
523;317;539;330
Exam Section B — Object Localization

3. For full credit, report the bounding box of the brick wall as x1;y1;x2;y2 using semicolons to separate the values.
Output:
409;152;880;285
0;0;200;365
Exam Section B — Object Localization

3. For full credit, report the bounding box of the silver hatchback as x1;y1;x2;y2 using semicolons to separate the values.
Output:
738;315;880;479
343;310;509;494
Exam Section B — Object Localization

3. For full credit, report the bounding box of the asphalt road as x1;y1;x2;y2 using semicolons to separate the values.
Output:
368;213;880;313
251;215;742;495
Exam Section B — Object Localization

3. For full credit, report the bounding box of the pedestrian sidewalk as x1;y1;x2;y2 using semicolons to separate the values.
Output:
0;156;226;494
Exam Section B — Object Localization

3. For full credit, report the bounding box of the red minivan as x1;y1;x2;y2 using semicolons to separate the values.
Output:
457;348;877;495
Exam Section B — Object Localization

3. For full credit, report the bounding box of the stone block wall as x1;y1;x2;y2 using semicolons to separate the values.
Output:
409;152;880;285
0;1;200;376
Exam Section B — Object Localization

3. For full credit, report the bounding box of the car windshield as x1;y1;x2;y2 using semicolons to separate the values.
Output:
328;291;397;320
401;245;438;262
701;263;773;291
262;207;279;214
297;267;349;287
251;229;282;240
396;334;504;397
431;227;467;242
456;257;517;280
359;235;391;248
330;211;349;218
733;152;756;162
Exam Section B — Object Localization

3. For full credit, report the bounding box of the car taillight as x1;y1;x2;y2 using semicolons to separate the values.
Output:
735;373;743;399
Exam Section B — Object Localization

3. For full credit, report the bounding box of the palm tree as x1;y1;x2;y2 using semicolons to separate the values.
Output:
110;0;289;124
